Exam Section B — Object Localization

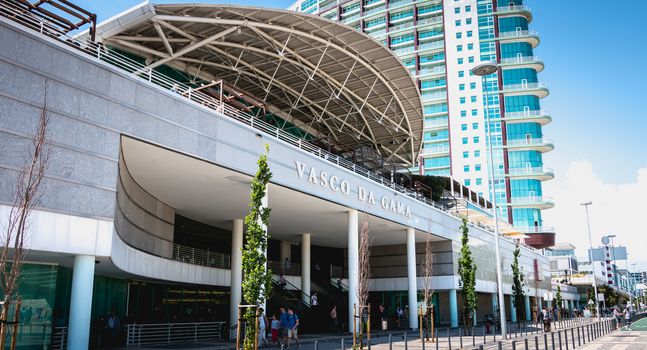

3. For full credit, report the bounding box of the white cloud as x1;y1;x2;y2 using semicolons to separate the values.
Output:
543;160;647;270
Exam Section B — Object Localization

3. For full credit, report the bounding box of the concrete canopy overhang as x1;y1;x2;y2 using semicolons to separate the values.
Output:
90;3;424;166
121;137;442;247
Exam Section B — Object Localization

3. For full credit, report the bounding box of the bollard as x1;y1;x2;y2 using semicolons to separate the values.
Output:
512;340;517;350
534;335;539;350
571;326;576;348
315;340;318;350
473;327;476;347
524;338;529;350
447;328;451;350
480;346;484;350
494;327;497;342
551;332;555;350
483;326;486;344
543;333;548;350
498;341;502;350
436;330;439;350
389;334;392;350
341;338;345;350
459;328;463;349
421;335;424;350
404;332;408;350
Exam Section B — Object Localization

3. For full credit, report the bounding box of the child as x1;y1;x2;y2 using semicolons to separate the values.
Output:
271;314;280;344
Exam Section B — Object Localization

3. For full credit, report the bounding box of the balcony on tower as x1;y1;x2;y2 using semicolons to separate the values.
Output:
500;137;554;152
500;81;549;98
503;110;552;126
496;29;540;48
505;196;555;210
499;55;544;72
505;166;554;181
491;5;532;22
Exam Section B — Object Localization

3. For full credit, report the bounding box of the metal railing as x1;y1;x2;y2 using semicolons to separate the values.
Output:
508;196;554;206
417;65;446;77
502;81;548;92
172;244;230;269
420;145;450;155
0;0;544;249
495;4;531;15
417;40;444;51
507;166;554;176
516;225;556;234
268;261;301;276
498;29;539;39
423;118;448;128
504;137;553;148
500;55;542;65
125;322;225;346
505;109;550;120
52;326;67;350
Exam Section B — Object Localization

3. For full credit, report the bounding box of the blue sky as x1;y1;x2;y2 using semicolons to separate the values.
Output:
74;0;647;265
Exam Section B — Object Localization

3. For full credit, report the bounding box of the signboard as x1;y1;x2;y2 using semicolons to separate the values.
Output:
597;293;605;302
589;247;627;261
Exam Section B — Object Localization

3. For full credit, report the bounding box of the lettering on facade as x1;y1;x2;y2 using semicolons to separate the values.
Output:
295;161;411;217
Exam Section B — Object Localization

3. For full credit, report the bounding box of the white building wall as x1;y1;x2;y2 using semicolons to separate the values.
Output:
443;0;488;196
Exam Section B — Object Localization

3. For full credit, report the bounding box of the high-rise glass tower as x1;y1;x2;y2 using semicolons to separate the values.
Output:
290;0;555;248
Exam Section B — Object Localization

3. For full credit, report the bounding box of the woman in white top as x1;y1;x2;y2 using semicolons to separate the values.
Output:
258;308;269;347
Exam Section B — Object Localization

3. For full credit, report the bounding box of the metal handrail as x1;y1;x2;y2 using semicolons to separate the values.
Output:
500;55;542;65
172;244;230;269
0;1;546;253
271;274;311;308
502;81;547;91
507;166;554;176
498;29;539;39
268;260;301;275
125;322;225;346
52;326;67;350
504;137;553;147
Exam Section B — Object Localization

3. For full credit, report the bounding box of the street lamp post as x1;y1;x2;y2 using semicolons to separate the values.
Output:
631;263;637;309
471;63;507;338
581;201;600;318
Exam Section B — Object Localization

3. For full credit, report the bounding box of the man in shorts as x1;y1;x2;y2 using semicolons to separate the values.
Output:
279;307;289;346
287;308;300;349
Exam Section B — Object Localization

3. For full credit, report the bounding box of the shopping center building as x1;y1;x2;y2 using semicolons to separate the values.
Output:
0;1;550;349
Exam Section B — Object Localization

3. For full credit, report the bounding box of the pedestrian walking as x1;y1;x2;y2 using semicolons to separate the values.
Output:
624;306;631;327
280;307;289;346
311;292;318;307
330;305;339;332
258;308;269;347
271;315;280;345
287;308;300;349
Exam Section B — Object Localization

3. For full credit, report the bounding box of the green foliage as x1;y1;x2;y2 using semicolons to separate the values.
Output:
555;285;562;311
511;243;525;322
597;284;628;307
241;145;273;350
457;217;477;325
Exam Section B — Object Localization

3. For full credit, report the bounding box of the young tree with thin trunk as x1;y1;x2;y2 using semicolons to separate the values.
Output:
241;145;272;350
355;212;372;348
458;217;477;332
511;243;525;325
0;101;50;347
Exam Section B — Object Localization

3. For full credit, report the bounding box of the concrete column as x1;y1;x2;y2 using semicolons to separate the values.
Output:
524;295;531;321
301;233;311;304
67;255;95;350
510;295;517;323
230;219;243;327
406;227;418;329
449;289;458;328
348;209;359;333
280;241;291;273
576;300;580;309
491;293;498;315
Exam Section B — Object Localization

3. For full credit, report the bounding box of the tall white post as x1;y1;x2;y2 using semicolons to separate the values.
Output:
301;233;311;304
67;255;95;350
230;219;244;327
406;227;418;329
348;209;359;333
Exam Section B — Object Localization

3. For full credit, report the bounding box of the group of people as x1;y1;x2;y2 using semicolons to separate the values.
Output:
257;307;300;349
612;306;633;328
